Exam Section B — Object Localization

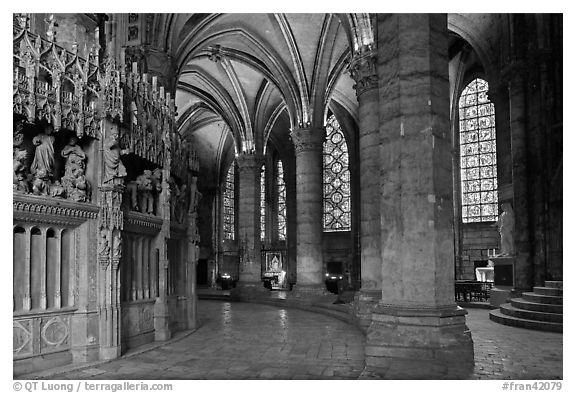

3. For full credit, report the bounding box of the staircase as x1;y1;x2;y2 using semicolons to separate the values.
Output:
489;281;563;333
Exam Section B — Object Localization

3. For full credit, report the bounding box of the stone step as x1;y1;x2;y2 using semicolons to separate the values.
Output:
510;298;563;314
500;303;563;323
545;281;563;289
533;286;563;297
489;309;563;333
522;292;563;305
198;293;231;301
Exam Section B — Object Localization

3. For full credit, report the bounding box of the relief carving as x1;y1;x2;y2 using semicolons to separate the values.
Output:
127;168;162;214
98;228;111;268
13;320;32;355
169;177;188;224
102;129;128;186
30;126;55;195
61;136;89;202
188;176;202;215
13;149;30;193
41;316;69;347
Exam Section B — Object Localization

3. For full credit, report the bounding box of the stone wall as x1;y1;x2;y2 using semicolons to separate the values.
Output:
458;223;499;280
322;231;353;276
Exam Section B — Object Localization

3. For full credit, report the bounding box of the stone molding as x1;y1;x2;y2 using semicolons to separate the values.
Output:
13;193;98;227
290;128;325;154
124;211;163;235
350;46;378;97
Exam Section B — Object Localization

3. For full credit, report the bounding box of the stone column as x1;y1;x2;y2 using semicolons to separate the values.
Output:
350;45;382;328
290;128;326;295
366;14;474;378
508;71;533;292
97;185;124;360
154;164;172;340
234;153;265;294
185;211;199;329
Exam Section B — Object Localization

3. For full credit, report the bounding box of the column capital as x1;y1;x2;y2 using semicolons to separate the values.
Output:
290;127;325;154
350;45;378;97
236;153;264;172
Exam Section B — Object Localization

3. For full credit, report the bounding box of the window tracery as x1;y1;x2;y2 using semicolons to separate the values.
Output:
223;164;235;239
323;114;351;232
459;78;498;223
261;164;266;240
277;160;286;241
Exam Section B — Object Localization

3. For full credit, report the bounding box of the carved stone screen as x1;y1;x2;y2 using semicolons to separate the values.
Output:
459;78;498;223
223;164;235;240
323;114;351;232
277;160;286;241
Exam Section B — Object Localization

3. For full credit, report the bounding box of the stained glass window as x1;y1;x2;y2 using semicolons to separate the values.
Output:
223;164;235;239
277;160;286;241
261;164;266;240
459;78;498;223
323;114;351;231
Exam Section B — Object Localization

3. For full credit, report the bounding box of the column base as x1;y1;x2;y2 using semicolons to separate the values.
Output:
288;283;335;303
71;344;99;364
99;346;121;361
353;289;381;332
185;296;197;330
231;281;269;300
365;304;474;379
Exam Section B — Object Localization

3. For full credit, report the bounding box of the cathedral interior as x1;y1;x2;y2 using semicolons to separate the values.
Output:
12;13;563;380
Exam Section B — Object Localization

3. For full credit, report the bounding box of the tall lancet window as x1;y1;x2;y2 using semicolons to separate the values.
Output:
277;160;286;241
323;114;351;231
223;164;235;240
459;78;498;222
260;164;266;240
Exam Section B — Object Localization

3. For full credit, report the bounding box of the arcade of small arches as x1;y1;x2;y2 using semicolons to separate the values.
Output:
12;13;562;378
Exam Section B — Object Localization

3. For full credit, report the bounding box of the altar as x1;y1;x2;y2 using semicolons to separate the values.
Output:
262;252;286;290
475;267;494;282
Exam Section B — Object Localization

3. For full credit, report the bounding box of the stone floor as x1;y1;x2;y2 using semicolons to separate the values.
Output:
20;300;562;380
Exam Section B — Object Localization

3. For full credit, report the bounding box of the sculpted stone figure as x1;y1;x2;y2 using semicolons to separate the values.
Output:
495;202;515;256
13;149;30;193
112;231;122;260
61;136;86;165
13;121;30;193
49;180;65;198
128;168;162;214
98;229;111;263
32;168;50;196
61;136;89;202
30;126;55;182
14;120;25;147
175;184;188;224
188;176;202;214
103;130;128;186
168;176;179;221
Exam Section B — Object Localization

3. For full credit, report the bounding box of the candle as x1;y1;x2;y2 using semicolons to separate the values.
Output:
152;76;157;91
132;62;137;74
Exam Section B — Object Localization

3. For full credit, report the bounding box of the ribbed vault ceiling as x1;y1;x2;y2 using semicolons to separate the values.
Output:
168;13;359;179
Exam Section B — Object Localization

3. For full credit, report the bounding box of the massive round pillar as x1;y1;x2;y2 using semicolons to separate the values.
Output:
235;153;264;292
350;45;382;329
366;13;474;378
290;128;325;295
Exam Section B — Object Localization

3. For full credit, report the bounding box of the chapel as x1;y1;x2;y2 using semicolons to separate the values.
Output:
12;13;563;378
